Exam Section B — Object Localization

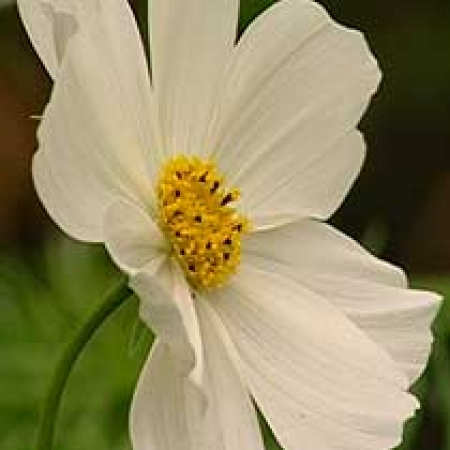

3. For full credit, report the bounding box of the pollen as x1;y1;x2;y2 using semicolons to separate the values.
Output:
157;155;250;289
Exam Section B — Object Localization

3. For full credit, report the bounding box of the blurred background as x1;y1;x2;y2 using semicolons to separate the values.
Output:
0;0;449;449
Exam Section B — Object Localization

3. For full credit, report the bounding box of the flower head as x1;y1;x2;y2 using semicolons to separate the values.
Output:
20;0;441;449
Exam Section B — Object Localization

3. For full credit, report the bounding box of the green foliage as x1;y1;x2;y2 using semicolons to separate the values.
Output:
0;238;152;450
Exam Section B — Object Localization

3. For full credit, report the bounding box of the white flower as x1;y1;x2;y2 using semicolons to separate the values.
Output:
19;0;441;449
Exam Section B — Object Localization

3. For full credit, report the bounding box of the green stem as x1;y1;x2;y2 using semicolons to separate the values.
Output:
36;276;132;450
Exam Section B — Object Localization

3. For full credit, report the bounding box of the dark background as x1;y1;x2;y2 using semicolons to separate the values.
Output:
0;1;449;449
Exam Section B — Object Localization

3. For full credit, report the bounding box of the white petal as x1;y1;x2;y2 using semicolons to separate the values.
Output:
103;200;167;276
244;220;442;383
244;220;407;289
131;299;264;450
149;0;239;157
17;0;83;77
211;265;418;450
130;341;204;450
130;262;202;382
192;299;264;450
36;0;157;242
245;130;365;225
208;0;380;221
32;150;105;240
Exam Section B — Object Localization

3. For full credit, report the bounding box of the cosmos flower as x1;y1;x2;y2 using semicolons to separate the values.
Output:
19;0;441;449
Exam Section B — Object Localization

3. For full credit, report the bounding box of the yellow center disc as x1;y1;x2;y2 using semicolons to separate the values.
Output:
157;155;250;289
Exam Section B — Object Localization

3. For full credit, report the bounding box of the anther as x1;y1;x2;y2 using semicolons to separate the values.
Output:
211;181;220;193
223;238;232;245
221;193;234;206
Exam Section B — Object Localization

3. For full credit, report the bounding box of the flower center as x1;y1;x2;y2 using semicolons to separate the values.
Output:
157;155;250;290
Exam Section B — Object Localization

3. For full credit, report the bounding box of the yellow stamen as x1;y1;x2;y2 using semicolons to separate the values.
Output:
157;155;250;289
